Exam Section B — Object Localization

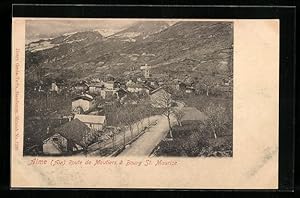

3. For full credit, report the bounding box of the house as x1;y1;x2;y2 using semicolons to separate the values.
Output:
74;82;89;92
181;107;208;125
126;82;145;93
99;89;119;99
150;81;156;86
125;79;134;87
185;86;195;93
158;81;165;86
103;81;115;90
50;82;59;93
100;89;106;99
149;87;172;108
137;77;145;83
89;83;104;94
91;78;101;83
105;74;115;81
72;94;95;112
74;114;106;131
42;119;90;155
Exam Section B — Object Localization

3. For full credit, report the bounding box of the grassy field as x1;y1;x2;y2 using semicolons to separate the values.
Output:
154;93;233;157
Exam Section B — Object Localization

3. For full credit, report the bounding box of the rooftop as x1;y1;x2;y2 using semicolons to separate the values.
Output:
54;118;90;147
74;82;89;86
72;94;94;101
89;83;104;88
74;114;106;124
150;86;170;95
181;107;208;122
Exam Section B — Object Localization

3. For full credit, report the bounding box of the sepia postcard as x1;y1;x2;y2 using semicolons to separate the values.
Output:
11;18;279;189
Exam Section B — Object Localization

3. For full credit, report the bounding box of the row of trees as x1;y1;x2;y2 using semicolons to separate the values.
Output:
151;88;186;139
103;102;163;149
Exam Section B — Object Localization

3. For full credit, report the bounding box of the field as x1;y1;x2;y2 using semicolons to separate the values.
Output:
153;93;233;157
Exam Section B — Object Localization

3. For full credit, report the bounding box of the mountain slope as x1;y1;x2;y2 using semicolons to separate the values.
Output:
108;21;171;40
25;21;233;82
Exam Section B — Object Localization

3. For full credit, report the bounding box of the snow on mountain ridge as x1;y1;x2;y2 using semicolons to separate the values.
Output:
95;29;124;37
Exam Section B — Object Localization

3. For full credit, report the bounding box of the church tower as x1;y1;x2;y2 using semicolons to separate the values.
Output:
141;64;151;79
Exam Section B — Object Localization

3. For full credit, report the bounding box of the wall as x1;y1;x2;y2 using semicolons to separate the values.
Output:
72;99;91;112
43;133;68;154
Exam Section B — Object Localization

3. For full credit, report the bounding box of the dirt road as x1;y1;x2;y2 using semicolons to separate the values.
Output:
117;115;177;156
118;101;184;157
87;115;160;156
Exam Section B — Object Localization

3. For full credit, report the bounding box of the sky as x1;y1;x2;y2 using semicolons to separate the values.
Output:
25;19;137;42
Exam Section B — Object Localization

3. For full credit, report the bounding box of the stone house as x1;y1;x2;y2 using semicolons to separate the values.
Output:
73;82;89;92
72;94;96;112
42;119;90;155
89;83;104;94
74;114;106;131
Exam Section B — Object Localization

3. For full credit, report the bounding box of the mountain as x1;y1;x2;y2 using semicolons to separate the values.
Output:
108;21;172;41
25;20;136;44
25;31;103;79
25;21;233;83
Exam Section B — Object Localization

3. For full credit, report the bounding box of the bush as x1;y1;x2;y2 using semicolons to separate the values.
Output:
203;102;232;138
181;129;210;157
155;123;209;157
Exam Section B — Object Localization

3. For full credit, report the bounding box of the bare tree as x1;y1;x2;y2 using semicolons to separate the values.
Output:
128;113;136;138
121;105;134;139
136;106;146;131
196;76;217;96
153;88;173;138
204;102;227;139
116;110;126;148
146;104;152;126
173;108;184;126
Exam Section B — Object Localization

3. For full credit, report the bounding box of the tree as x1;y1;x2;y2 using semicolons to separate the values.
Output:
203;102;227;139
181;128;209;156
115;109;126;148
82;129;99;146
154;89;174;138
173;108;184;126
136;105;147;131
196;76;217;96
145;104;153;126
121;105;135;139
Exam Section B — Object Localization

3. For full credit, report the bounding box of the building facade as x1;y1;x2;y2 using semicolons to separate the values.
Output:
74;114;106;131
42;119;90;155
71;94;95;112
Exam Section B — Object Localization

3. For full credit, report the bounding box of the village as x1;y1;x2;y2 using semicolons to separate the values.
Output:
24;62;233;157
